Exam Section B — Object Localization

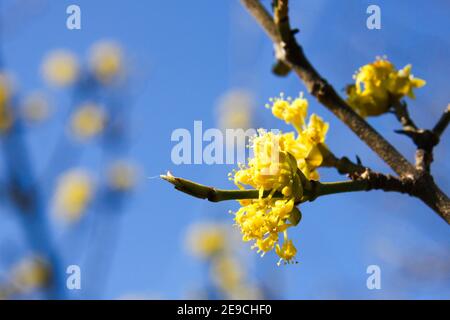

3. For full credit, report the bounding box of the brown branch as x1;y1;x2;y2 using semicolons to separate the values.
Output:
393;101;447;172
240;0;450;223
318;146;415;197
318;144;366;176
240;0;415;178
393;100;418;132
433;104;450;138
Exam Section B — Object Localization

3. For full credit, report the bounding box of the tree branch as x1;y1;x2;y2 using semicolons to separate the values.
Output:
240;0;416;178
239;0;450;223
393;101;447;172
433;104;450;138
393;100;418;133
161;172;415;204
318;144;367;176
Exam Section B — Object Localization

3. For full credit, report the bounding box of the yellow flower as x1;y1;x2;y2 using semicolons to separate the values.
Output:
217;89;253;130
388;64;426;99
265;94;328;180
71;103;105;139
210;253;262;299
186;223;227;258
267;93;308;132
234;130;301;196
275;236;297;266
41;50;79;87
53;169;93;222
210;255;244;294
230;94;328;264
234;198;297;264
10;256;50;295
107;161;136;191
347;58;425;117
0;74;13;133
89;41;123;84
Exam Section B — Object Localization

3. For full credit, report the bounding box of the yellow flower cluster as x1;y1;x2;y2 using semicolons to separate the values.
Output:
10;256;50;295
0;256;50;299
41;41;124;88
71;102;105;139
41;50;79;87
347;58;426;117
186;222;261;299
232;94;328;265
53;169;93;222
210;254;260;299
270;93;308;132
186;222;227;258
89;41;123;84
234;197;298;265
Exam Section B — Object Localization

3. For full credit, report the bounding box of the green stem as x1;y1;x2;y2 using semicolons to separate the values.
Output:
161;172;369;203
313;180;369;198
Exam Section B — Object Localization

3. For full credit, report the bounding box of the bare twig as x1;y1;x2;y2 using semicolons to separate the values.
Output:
162;172;415;204
393;101;445;172
318;144;366;176
433;104;450;138
239;0;450;223
240;0;415;178
393;100;418;133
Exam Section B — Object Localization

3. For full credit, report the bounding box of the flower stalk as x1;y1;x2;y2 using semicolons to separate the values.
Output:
161;172;375;204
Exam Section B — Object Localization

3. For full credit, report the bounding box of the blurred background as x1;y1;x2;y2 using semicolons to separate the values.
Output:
0;0;448;299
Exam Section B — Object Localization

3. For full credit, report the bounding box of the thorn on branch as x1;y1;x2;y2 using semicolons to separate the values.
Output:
319;144;367;177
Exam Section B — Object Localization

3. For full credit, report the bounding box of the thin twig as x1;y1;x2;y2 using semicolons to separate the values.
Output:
318;144;367;177
162;172;415;204
393;100;418;132
433;104;450;138
240;0;415;178
393;101;443;172
239;0;450;223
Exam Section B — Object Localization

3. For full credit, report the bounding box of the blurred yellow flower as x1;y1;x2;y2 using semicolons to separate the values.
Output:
212;254;262;299
41;50;79;87
186;221;261;299
21;91;51;123
10;256;50;296
186;223;227;258
347;58;425;117
53;169;93;222
71;103;105;139
210;255;244;293
107;161;136;191
0;73;14;133
89;41;123;84
217;90;253;130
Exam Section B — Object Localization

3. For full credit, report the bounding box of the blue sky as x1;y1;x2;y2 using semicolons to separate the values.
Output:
0;0;449;299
